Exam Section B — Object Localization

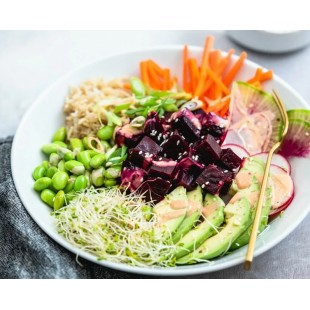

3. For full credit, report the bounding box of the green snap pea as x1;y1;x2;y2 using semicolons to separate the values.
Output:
58;159;66;172
41;143;60;155
32;165;47;180
70;138;84;153
104;166;121;179
42;161;50;170
130;77;146;97
64;176;76;193
52;127;67;142
65;190;76;204
54;190;65;210
97;126;114;141
49;152;60;166
52;171;69;190
53;141;67;148
91;167;105;187
90;153;106;169
33;177;52;192
104;179;118;187
46;166;58;179
74;175;88;192
40;189;55;208
64;160;85;175
77;150;92;170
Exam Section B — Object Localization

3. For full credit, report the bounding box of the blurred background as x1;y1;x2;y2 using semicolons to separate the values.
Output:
0;30;309;138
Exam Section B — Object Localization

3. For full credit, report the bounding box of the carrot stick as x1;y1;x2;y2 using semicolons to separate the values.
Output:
206;67;230;96
222;51;247;86
140;61;149;85
188;58;200;92
218;49;235;75
163;69;170;90
260;70;273;82
183;45;189;91
147;60;164;76
209;50;221;71
247;68;263;84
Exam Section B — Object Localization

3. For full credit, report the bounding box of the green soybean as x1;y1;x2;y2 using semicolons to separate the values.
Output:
52;171;69;190
64;176;76;193
87;150;99;157
97;126;114;141
91;167;105;187
49;152;60;166
52;127;67;142
100;140;111;151
54;190;65;210
41;161;50;170
33;177;52;192
104;166;121;179
41;143;60;155
84;171;91;188
58;159;66;172
53;141;67;148
104;179;118;187
64;150;75;161
46;166;58;179
32;165;47;180
70;138;84;153
74;175;88;192
64;160;85;175
82;137;91;149
40;189;55;208
65;190;76;204
90;153;106;169
77;150;92;170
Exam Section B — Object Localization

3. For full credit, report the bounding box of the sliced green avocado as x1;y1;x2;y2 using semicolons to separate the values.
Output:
172;186;203;244
175;193;225;259
153;186;187;235
177;197;251;264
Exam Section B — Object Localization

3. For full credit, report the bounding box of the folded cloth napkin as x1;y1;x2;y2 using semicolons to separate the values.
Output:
0;137;145;279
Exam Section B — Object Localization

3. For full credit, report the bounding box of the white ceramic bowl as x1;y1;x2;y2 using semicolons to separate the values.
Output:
11;46;310;276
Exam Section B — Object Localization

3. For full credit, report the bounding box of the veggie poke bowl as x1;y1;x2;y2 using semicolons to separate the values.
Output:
12;36;310;275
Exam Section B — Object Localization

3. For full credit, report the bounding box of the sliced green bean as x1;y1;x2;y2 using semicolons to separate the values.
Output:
52;171;69;190
97;126;114;141
64;160;85;175
70;138;84;153
52;127;67;142
91;167;105;187
33;177;52;192
40;189;55;207
74;175;88;192
54;190;65;210
32;165;47;180
49;152;60;167
90;153;106;169
77;150;92;170
46;166;58;179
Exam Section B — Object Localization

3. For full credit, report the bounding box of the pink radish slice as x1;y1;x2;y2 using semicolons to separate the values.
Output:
222;143;250;158
269;191;294;221
223;130;246;148
269;164;288;175
252;152;291;174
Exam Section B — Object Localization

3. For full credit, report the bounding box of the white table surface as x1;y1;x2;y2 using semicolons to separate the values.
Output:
1;30;309;278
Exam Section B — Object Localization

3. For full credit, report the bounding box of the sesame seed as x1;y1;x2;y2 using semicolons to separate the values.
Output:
306;132;309;136
140;178;144;182
201;135;205;139
205;181;210;185
139;151;142;155
201;184;205;188
189;143;193;147
176;140;180;145
224;170;228;173
175;119;179;123
159;157;162;160
164;153;167;157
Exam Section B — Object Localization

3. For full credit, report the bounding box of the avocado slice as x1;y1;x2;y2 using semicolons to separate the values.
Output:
175;193;225;259
177;197;251;264
153;186;188;235
172;186;203;244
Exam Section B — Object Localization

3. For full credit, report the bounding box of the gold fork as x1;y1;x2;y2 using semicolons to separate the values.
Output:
244;90;289;271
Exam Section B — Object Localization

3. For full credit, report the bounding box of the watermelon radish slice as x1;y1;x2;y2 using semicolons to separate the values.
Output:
228;82;284;154
270;164;288;175
221;143;250;158
252;152;291;174
287;109;310;123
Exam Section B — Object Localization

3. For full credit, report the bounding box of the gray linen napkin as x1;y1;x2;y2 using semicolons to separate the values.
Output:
0;136;146;279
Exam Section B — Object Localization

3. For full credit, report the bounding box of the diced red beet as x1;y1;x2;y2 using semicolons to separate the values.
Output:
127;149;153;170
219;169;234;194
148;159;177;180
144;112;165;143
161;130;188;160
137;177;171;203
115;124;144;148
176;157;204;178
196;164;225;195
220;148;242;171
193;134;222;165
174;170;196;191
121;167;146;192
170;108;201;142
135;136;162;155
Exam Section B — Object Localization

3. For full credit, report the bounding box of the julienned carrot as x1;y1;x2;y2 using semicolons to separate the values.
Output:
206;67;230;96
140;61;149;85
163;69;171;90
188;58;200;92
209;50;222;71
222;51;247;86
148;60;164;76
260;70;273;82
247;68;263;84
183;45;189;92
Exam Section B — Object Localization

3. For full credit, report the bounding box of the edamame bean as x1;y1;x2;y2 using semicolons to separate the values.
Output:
74;175;88;192
82;137;91;149
64;160;85;175
49;152;60;166
52;171;69;190
54;190;65;210
64;176;76;193
77;150;92;170
84;171;91;188
46;166;58;178
53;141;68;148
42;161;50;170
65;190;76;204
70;138;84;153
40;189;55;208
58;159;66;172
32;165;47;180
104;166;121;179
52;127;67;142
91;167;105;187
87;150;99;157
90;153;106;169
97;126;114;141
33;177;52;192
41;143;60;155
64;150;75;161
103;179;118;187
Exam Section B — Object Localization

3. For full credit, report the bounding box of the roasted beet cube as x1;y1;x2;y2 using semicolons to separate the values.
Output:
219;169;234;194
170;108;201;142
137;177;171;203
196;164;225;195
161;130;188;160
148;159;177;180
115;124;144;148
144;112;165;143
176;157;204;178
193;134;222;165
127;149;153;170
220;148;242;171
174;170;196;191
135;136;162;156
192;108;207;122
121;167;146;191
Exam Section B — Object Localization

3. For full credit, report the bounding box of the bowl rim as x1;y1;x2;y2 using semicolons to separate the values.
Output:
11;45;310;276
